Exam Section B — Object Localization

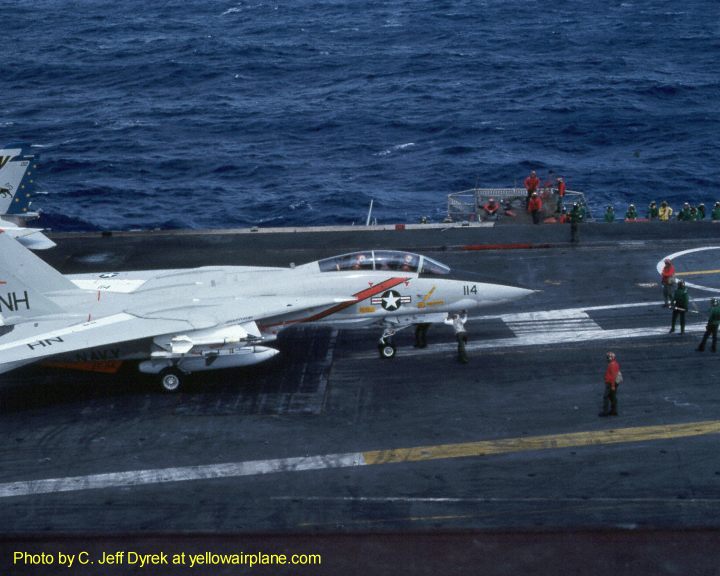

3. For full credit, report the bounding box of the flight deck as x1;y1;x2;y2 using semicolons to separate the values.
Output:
2;222;720;574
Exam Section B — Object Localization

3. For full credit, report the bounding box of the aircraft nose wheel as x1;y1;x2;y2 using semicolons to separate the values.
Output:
159;368;183;392
379;342;397;359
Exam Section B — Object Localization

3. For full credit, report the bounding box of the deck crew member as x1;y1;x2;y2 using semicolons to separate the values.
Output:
603;205;615;223
647;201;659;219
660;258;675;307
712;202;720;221
414;323;431;348
625;204;638;221
599;351;622;417
658;201;673;221
527;192;543;224
669;279;688;334
696;298;720;353
445;311;468;363
677;202;692;221
482;197;500;220
524;170;540;206
555;177;566;213
569;202;583;243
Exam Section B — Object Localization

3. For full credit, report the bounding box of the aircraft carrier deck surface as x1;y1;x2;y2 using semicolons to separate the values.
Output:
2;221;720;575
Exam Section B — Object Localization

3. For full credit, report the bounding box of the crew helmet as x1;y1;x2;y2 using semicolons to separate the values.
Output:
712;298;719;307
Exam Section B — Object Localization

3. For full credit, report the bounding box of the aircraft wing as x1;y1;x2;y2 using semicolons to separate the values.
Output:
0;313;194;372
0;295;355;372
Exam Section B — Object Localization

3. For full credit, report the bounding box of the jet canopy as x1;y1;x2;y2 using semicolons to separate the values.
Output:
318;250;450;275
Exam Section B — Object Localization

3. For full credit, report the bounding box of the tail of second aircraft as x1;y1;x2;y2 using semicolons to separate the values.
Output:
0;231;80;325
0;143;38;219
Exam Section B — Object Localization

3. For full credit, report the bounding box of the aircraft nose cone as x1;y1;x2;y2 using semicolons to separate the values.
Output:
491;284;536;303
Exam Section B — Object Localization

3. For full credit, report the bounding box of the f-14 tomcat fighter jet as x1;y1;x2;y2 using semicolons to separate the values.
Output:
0;234;533;391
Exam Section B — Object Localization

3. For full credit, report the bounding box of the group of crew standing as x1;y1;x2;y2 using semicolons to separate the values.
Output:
604;200;720;222
661;258;720;351
600;260;720;417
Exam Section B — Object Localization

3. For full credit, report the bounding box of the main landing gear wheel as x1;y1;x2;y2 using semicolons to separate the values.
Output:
159;368;183;392
379;342;396;359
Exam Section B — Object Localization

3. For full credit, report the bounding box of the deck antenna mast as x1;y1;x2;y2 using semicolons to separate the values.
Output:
365;198;374;226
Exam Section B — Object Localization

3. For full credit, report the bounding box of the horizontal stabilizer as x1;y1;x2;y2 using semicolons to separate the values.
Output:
0;223;56;250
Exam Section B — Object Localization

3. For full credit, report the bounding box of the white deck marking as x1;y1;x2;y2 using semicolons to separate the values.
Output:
0;453;366;499
3;420;720;499
657;247;720;294
502;310;601;335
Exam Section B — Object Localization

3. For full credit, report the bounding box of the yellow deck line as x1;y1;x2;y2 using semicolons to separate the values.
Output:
4;420;720;499
363;420;720;465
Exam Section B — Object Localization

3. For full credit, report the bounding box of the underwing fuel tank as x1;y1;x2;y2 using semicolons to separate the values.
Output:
138;346;279;374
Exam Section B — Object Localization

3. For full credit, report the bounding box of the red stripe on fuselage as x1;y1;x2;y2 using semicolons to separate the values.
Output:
260;277;409;330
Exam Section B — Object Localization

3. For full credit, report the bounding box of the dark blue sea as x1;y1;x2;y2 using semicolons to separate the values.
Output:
3;0;719;231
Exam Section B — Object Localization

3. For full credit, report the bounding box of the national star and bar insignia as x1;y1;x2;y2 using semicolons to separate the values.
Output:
371;290;411;311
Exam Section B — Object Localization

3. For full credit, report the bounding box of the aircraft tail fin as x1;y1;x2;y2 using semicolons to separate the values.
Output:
0;232;78;325
0;143;39;218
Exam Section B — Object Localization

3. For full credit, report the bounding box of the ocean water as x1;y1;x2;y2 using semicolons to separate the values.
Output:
3;0;719;231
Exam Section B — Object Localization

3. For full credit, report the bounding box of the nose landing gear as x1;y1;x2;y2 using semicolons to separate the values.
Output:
378;339;397;359
378;326;398;359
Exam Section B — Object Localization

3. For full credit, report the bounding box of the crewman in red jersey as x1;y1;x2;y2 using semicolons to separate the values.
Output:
527;191;543;224
599;351;622;416
482;197;500;220
661;258;675;307
524;170;540;206
555;176;566;213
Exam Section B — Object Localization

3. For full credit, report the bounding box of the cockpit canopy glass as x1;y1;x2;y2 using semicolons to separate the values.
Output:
318;251;450;275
